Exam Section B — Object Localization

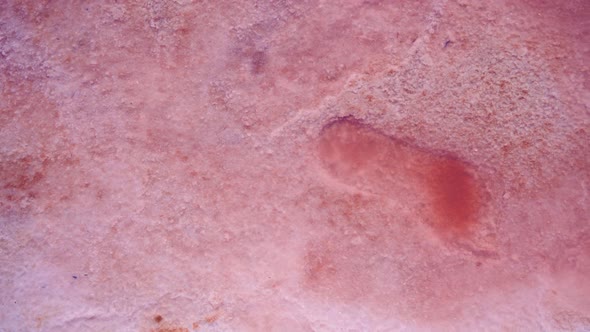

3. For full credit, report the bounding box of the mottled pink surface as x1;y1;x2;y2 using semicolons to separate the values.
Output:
1;1;589;331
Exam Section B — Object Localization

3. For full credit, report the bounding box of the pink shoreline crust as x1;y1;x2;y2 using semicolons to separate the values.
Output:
1;0;589;331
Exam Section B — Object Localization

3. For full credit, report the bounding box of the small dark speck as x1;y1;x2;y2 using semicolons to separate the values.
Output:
444;39;453;48
72;275;78;279
154;315;163;323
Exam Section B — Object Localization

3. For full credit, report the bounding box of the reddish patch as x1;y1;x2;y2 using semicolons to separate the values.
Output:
318;117;484;237
305;117;496;323
425;158;481;235
202;311;220;324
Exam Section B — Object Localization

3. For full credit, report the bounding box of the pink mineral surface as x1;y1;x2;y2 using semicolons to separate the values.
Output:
1;1;589;331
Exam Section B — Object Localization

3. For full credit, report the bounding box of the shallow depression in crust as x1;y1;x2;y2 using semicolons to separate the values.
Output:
305;117;497;320
317;117;486;237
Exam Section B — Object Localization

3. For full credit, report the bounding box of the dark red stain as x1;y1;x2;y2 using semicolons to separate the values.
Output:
425;157;481;235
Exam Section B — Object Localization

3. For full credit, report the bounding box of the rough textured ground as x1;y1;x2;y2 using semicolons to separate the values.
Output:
1;1;589;331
